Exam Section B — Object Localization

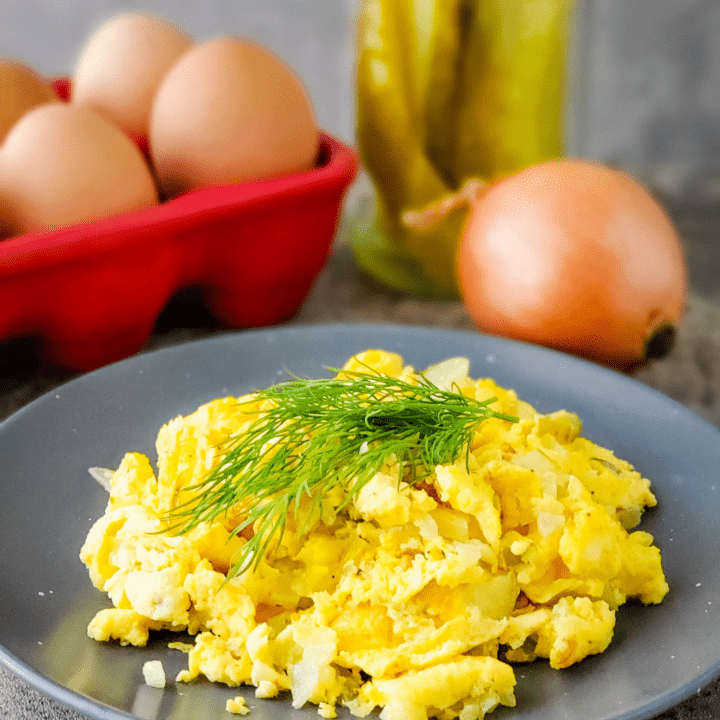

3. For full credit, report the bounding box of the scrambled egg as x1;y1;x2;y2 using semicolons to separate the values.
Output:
80;350;668;720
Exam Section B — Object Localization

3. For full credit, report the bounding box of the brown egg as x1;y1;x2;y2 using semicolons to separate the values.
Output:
0;202;14;241
149;37;319;199
0;60;59;143
0;103;159;235
72;12;194;138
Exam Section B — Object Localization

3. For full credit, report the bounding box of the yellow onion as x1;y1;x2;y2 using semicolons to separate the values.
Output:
456;159;687;370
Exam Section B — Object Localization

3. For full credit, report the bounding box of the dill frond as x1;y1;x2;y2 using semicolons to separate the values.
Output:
165;367;517;578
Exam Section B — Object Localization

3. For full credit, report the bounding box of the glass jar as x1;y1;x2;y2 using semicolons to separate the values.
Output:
352;0;585;297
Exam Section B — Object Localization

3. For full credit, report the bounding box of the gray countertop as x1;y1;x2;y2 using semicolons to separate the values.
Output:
1;184;720;720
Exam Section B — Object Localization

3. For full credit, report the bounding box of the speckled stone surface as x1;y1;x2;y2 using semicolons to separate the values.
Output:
1;190;720;720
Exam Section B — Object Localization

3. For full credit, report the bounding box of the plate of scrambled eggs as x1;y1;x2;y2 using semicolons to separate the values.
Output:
1;325;720;720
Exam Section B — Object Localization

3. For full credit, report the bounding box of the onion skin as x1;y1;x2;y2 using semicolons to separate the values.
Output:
457;159;687;371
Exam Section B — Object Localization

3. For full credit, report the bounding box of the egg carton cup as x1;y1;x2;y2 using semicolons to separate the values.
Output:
0;83;358;372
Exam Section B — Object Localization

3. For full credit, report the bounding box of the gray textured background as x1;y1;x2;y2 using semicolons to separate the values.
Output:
1;0;719;193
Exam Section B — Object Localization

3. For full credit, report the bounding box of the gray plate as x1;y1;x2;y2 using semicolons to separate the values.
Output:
1;324;719;720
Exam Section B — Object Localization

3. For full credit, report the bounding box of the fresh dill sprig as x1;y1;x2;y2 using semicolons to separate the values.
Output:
165;367;518;579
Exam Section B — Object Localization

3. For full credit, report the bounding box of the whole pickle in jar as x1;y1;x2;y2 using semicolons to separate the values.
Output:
354;0;465;295
451;0;573;186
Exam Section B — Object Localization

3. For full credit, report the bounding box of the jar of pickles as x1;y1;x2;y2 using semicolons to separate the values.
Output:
352;0;581;296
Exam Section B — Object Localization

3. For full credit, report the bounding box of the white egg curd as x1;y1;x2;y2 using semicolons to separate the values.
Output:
80;350;668;720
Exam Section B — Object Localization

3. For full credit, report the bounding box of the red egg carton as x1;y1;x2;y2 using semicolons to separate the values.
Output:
0;80;357;372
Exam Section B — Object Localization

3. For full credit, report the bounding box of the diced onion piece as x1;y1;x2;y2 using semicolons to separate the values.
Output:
423;357;470;391
88;466;114;492
537;512;565;538
513;449;555;474
142;660;166;688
